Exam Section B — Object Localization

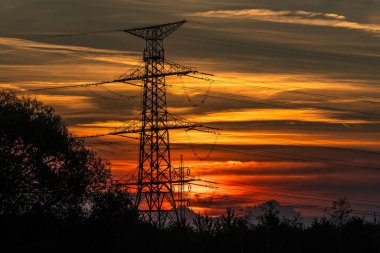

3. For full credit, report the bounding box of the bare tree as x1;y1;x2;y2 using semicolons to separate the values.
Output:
325;197;352;253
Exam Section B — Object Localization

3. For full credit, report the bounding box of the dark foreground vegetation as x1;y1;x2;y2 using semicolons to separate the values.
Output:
1;90;379;253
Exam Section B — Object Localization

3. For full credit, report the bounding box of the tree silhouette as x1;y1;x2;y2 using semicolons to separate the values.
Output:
90;187;137;222
282;212;304;253
194;213;215;234
257;201;281;253
325;197;352;253
0;90;111;217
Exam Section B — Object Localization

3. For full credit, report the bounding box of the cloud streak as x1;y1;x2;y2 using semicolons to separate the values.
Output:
190;8;380;36
0;37;139;65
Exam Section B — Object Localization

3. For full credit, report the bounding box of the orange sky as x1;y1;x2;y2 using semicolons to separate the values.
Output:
1;0;380;218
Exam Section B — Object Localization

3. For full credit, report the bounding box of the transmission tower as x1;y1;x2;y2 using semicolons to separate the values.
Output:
173;155;191;223
122;21;206;227
81;20;217;227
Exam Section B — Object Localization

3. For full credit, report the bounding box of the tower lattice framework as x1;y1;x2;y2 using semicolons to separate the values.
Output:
23;20;217;228
85;21;215;227
125;21;187;226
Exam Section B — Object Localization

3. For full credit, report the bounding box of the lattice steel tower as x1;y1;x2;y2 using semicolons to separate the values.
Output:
174;155;191;224
39;20;215;228
88;20;214;227
123;21;193;227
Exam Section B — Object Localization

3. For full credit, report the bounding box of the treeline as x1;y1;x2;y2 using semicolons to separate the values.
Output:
1;90;379;253
1;201;380;253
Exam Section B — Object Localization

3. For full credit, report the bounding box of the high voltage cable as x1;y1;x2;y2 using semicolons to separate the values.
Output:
192;192;378;217
176;88;380;122
186;161;380;206
249;185;380;206
168;83;380;120
84;86;137;101
186;19;375;48
24;80;141;92
100;85;139;100
179;75;213;107
4;26;380;105
179;74;380;123
185;131;219;161
1;18;376;58
225;186;380;209
186;139;380;168
204;143;380;168
86;144;115;154
218;134;380;157
190;173;379;211
174;33;380;67
196;187;380;215
217;183;380;206
92;125;380;170
185;75;380;119
212;76;380;106
5;32;380;109
12;71;380;114
0;29;125;40
189;144;380;170
16;76;380;121
202;174;380;203
196;192;380;216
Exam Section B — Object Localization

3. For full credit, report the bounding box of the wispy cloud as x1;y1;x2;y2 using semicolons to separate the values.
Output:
189;8;380;35
0;37;139;65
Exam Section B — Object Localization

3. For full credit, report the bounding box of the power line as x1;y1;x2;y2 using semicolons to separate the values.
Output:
222;184;380;208
185;131;219;161
212;76;380;107
84;86;137;101
189;143;380;170
191;192;378;217
0;29;125;40
186;18;380;57
181;74;380;121
218;133;380;157
174;33;380;67
169;83;380;120
226;185;380;209
186;75;380;119
100;85;139;100
189;138;379;166
179;75;213;107
198;174;380;204
23;80;141;92
195;186;380;216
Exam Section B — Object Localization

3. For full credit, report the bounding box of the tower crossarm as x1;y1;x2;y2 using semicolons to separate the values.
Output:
109;121;205;135
111;179;197;187
79;109;219;139
115;59;204;83
125;20;186;40
80;121;218;139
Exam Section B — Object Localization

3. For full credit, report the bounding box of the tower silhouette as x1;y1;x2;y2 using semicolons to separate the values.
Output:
83;20;215;227
122;21;206;227
127;21;186;226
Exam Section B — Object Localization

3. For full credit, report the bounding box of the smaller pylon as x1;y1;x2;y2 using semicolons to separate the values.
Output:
173;155;191;223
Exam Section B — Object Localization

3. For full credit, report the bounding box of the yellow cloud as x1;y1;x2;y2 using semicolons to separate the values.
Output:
187;109;370;124
33;94;94;109
190;8;380;36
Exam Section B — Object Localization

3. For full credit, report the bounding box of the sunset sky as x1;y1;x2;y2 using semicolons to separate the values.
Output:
1;0;380;218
